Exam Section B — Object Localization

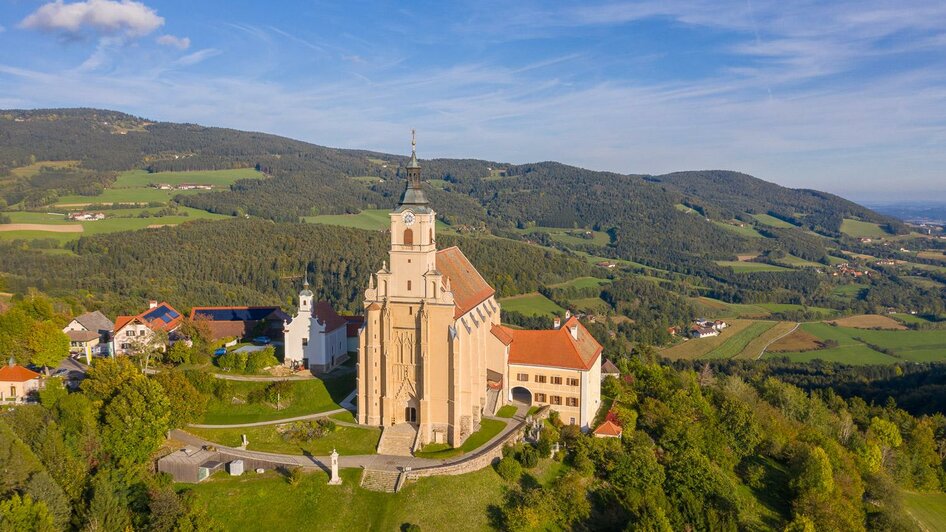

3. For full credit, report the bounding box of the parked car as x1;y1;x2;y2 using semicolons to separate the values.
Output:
213;347;227;356
252;336;271;345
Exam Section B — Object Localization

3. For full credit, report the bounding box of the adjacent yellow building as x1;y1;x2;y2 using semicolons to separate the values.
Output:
357;134;603;451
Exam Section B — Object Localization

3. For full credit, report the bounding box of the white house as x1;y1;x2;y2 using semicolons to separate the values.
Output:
283;281;348;373
63;310;114;361
112;301;182;356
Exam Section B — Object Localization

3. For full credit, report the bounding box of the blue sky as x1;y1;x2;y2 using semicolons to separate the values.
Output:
1;1;945;201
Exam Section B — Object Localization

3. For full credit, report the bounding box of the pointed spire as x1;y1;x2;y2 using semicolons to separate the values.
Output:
397;129;429;209
407;128;419;170
300;270;313;297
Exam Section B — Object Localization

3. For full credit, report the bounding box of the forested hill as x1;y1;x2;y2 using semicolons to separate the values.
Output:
0;108;903;267
652;170;906;236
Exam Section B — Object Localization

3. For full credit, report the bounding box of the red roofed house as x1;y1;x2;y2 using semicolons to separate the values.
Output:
112;301;183;356
593;419;623;439
0;358;43;403
188;306;290;341
283;281;349;372
493;315;603;429
355;135;603;452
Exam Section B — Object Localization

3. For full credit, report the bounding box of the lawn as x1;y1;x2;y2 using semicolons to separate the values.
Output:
903;490;946;532
414;418;507;459
549;276;610;290
751;213;797;228
496;405;517;418
715;261;793;273
690;297;772;319
499;292;565;318
840;218;889;238
184;467;507;531
201;374;355;424
185;423;380;456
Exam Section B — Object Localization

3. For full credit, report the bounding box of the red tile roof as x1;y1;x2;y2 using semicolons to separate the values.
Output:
313;301;347;332
344;315;365;337
593;420;623;437
0;364;41;382
437;246;495;319
490;324;514;346
501;316;603;371
114;302;183;334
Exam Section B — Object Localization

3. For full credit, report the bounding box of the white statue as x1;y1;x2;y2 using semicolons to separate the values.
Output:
328;448;341;485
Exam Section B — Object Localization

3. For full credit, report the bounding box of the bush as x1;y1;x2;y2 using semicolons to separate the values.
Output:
518;446;539;469
495;455;522;482
166;342;191;365
286;467;304;486
281;419;336;443
217;351;247;372
245;347;279;373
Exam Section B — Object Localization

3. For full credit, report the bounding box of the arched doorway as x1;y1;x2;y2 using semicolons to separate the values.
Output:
511;386;532;406
405;406;417;423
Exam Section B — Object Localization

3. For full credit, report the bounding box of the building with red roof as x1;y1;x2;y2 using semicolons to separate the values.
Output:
112;301;183;355
0;359;43;402
283;280;350;373
593;420;623;439
188;306;290;341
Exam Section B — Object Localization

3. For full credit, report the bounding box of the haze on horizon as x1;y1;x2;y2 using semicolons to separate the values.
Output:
1;0;945;202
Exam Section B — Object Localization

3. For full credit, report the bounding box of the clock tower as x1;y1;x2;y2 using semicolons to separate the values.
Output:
385;130;438;299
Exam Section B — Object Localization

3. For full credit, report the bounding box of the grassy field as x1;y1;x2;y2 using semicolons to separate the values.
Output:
185;423;380;456
733;321;800;360
756;303;838;318
761;322;946;364
840;218;889;238
903;490;946;532
516;226;611;247
830;314;906;330
690;297;771;319
305;209;452;233
202;374;354;424
499;292;565;318
414;418;506;459
0;207;228;243
549;276;610;290
570;296;610;314
776;255;824;268
8;160;79;178
712;220;764;238
716;261;793;273
751;213;797;228
703;321;779;360
660;319;754;360
831;284;866;299
114;168;263;188
904;276;946;290
185;467;508;531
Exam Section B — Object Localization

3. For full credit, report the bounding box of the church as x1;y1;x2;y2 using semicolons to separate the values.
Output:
356;134;602;451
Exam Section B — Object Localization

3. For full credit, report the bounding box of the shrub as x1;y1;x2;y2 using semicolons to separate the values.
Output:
286;467;304;486
281;419;337;443
166;342;191;365
217;352;247;372
495;455;522;482
245;347;279;374
518;446;539;469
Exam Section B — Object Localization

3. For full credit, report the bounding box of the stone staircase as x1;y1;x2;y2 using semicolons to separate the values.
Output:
376;423;418;456
360;469;402;493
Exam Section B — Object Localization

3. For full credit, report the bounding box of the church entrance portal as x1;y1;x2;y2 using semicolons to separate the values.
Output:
511;386;532;405
405;406;417;423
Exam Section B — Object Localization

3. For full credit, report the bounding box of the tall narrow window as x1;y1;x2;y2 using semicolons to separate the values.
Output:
429;228;433;243
407;280;412;291
403;228;413;245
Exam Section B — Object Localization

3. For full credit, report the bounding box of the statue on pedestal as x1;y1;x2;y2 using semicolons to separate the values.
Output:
328;448;342;485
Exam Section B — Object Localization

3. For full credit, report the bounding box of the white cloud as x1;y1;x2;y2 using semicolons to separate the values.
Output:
20;0;164;38
173;48;222;66
156;34;190;50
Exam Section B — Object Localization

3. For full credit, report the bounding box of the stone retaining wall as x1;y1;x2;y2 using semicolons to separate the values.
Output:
406;419;529;479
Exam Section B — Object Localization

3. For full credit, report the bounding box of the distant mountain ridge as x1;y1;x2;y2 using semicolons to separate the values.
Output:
0;108;904;269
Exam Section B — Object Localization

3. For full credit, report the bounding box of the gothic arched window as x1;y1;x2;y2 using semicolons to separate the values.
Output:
403;228;414;245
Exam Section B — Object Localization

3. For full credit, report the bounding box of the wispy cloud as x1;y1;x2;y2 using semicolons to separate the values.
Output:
173;48;221;66
156;34;190;50
20;0;164;38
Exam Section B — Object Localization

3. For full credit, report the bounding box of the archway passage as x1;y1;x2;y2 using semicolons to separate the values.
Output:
511;386;532;405
405;406;417;423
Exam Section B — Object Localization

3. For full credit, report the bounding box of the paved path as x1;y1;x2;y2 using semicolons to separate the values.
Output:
172;400;529;472
211;372;313;381
188;408;349;429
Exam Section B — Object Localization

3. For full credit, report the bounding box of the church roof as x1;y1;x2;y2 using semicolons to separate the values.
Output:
499;316;602;371
436;246;496;319
313;301;348;332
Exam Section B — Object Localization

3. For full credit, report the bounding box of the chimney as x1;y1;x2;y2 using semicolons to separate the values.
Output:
149;300;158;309
565;310;571;320
569;323;579;340
553;317;561;329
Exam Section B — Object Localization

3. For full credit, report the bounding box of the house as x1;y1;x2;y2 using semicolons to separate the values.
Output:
691;326;719;339
188;306;290;341
601;359;620;380
714;320;728;330
67;211;105;221
0;359;43;403
596;261;616;269
63;310;113;359
593;419;623;439
112;301;183;355
344;315;365;354
283;284;349;372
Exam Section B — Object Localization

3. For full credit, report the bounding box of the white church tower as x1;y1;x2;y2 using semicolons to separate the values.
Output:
284;276;348;373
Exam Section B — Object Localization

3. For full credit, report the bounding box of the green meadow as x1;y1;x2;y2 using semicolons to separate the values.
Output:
751;213;797;228
499;292;566;318
840;218;888;238
715;260;793;273
202;375;354;425
306;209;452;233
764;321;946;365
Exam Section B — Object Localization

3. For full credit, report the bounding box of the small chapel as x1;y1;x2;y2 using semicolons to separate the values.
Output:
356;133;602;451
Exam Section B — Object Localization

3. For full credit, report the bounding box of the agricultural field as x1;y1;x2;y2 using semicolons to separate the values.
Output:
0;207;229;244
202;375;354;425
516;226;612;247
661;319;757;360
775;255;824;268
700;321;780;360
569;296;610;314
767;329;825;353
903;490;946;532
690;297;771;319
732;322;800;360
751;213;797;228
715;261;793;273
499;292;566;318
306;209;452;233
829;314;906;330
756;303;838;318
840;218;889;239
917;250;946;263
831;284;866;300
764;321;946;364
903;276;946;290
549;276;610;290
55;168;264;206
712;220;764;238
185;423;380;456
8;159;79;178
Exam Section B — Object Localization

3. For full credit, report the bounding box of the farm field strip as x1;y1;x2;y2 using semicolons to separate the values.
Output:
703;321;779;360
766;321;946;364
737;321;800;360
498;292;566;318
903;490;946;532
715;260;793;272
660;319;755;360
840;218;889;238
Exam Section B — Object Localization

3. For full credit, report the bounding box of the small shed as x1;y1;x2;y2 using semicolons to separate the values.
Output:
228;459;244;476
157;447;222;483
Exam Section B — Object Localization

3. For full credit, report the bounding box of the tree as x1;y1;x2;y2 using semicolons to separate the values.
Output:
792;446;834;496
495;455;522;482
246;347;279;374
82;357;139;405
0;494;56;532
82;471;132;532
151;371;208;429
27;321;68;374
102;377;171;467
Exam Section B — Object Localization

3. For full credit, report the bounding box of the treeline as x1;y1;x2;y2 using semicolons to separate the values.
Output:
0;219;591;316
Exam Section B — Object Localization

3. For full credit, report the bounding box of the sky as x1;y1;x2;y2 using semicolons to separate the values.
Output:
1;1;945;202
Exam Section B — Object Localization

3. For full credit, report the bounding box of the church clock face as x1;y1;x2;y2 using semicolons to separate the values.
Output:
403;211;415;226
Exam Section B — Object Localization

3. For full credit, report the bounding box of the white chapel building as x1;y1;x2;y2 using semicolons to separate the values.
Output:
283;280;348;372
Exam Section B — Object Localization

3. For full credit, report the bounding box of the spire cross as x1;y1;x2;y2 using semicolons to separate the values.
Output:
411;128;416;153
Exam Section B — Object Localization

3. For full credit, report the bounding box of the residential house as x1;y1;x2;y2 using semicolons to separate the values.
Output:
112;301;183;355
691;326;719;339
601;359;620;380
0;359;43;403
188;306;290;342
63;310;113;359
283;282;349;372
593;419;623;439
